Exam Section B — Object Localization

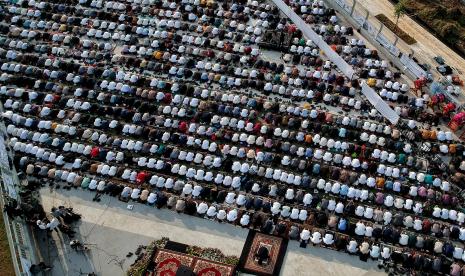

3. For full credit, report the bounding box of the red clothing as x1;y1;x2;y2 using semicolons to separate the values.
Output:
136;172;147;184
422;219;432;233
90;147;99;158
163;93;172;104
178;121;187;133
253;123;261;133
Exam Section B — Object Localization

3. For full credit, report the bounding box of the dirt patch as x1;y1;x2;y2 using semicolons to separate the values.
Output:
0;211;15;276
375;14;417;45
390;0;465;58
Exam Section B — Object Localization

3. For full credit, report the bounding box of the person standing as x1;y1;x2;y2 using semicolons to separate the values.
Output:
46;217;60;232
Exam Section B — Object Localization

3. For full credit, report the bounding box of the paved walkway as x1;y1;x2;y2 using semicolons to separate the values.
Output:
356;0;465;78
38;188;385;276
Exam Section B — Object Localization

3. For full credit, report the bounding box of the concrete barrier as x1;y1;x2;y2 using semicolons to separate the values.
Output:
272;0;356;79
361;82;399;124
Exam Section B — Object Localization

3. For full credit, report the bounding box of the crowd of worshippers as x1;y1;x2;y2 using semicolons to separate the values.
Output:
1;0;465;274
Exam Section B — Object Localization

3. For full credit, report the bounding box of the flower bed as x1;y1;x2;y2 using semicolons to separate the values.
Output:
375;14;417;45
127;238;168;276
186;246;239;266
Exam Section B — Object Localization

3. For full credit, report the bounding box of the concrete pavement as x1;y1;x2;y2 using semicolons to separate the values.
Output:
38;188;386;276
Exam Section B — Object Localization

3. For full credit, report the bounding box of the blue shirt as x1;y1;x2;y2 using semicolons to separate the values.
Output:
247;99;257;108
338;219;347;232
385;181;393;190
340;185;349;196
301;109;309;117
312;164;320;175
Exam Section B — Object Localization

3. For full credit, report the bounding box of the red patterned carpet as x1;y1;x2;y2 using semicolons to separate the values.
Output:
154;250;194;276
154;249;235;276
193;259;234;276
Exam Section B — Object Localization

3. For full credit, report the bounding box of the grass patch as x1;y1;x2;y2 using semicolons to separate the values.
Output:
375;14;417;45
0;211;15;276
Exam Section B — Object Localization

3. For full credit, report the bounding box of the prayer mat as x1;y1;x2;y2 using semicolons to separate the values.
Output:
238;230;288;276
154;249;194;276
192;259;235;276
154;248;236;276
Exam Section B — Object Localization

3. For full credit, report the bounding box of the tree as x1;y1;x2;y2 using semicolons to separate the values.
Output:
394;0;408;31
